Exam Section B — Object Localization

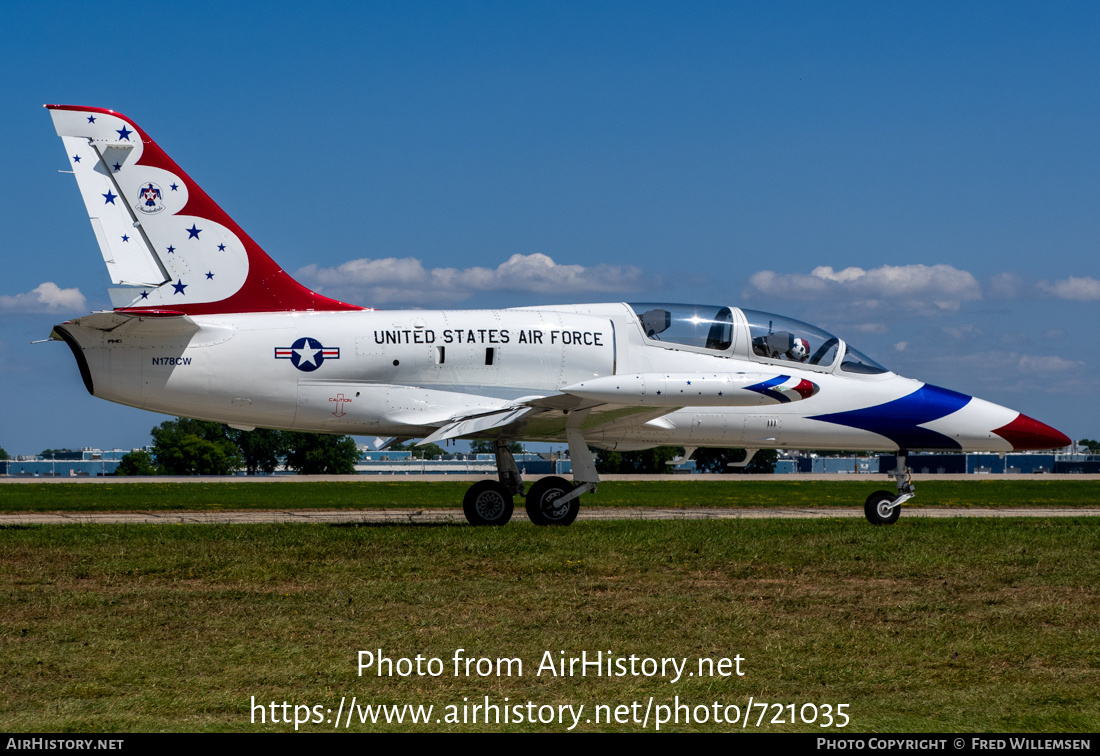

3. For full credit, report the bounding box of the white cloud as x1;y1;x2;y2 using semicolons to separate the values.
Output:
746;264;981;315
989;273;1100;302
1015;354;1083;373
1038;276;1100;301
296;253;647;306
941;324;983;341
988;272;1025;299
910;349;1091;396
848;323;888;334
0;282;86;313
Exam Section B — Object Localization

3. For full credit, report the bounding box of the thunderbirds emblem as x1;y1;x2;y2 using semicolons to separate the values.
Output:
135;182;166;215
275;337;340;372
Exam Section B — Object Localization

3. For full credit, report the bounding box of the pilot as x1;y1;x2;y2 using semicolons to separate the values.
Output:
787;337;810;362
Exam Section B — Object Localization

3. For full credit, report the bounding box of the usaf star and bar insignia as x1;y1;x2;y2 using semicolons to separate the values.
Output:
275;337;340;372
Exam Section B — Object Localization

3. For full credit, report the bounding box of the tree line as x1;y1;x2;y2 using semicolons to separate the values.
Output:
114;423;777;476
6;434;1094;477
116;418;361;475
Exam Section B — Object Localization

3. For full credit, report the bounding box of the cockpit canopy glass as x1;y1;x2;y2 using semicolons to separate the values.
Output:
629;303;891;374
741;309;841;367
628;303;734;351
840;345;889;374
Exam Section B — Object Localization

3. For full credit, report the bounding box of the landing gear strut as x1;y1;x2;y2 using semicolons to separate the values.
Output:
523;426;600;526
462;439;523;526
460;427;601;527
864;450;915;526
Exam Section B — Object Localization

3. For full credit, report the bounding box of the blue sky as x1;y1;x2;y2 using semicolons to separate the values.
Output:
3;1;1098;454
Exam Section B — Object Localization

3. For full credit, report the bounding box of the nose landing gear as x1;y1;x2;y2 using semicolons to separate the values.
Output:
864;451;915;525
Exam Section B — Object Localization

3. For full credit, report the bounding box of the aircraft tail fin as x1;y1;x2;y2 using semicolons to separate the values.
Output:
46;105;363;315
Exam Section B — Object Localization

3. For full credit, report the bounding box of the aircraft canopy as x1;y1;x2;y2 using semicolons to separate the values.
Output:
628;303;889;375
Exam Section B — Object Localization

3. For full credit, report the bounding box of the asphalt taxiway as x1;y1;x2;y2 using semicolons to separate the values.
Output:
2;474;1095;524
2;506;1097;525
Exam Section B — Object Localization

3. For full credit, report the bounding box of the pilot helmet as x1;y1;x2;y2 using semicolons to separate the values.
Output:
788;337;810;362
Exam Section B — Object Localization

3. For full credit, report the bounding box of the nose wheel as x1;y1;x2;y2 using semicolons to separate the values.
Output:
864;490;902;525
863;450;914;526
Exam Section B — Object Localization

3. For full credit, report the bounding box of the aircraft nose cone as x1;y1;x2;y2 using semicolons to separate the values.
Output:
992;413;1071;451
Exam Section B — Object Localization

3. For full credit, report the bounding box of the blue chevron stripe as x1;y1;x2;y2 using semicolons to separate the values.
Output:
809;384;972;450
746;375;792;404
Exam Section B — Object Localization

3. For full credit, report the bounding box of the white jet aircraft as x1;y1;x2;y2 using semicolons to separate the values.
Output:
44;104;1070;526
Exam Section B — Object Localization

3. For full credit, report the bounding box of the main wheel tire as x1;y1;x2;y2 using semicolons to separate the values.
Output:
864;490;901;525
463;480;514;526
524;476;579;526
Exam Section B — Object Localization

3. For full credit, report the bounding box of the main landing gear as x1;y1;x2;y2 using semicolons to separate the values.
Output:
525;476;582;526
462;439;523;526
462;480;514;526
461;434;599;527
864;450;915;526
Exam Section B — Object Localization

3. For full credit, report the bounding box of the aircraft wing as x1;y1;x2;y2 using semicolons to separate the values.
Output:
414;393;674;446
419;406;538;444
414;371;820;445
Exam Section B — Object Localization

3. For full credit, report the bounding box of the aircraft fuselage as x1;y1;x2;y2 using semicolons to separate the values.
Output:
43;103;1071;526
54;302;1052;456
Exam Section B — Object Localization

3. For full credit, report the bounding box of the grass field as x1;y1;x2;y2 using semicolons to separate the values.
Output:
2;516;1098;732
0;478;1096;512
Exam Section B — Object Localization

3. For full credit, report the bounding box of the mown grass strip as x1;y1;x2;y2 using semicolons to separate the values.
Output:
0;479;1096;513
1;518;1097;732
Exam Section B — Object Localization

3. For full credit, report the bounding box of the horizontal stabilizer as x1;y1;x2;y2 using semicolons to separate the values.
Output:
50;309;198;336
560;372;819;407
